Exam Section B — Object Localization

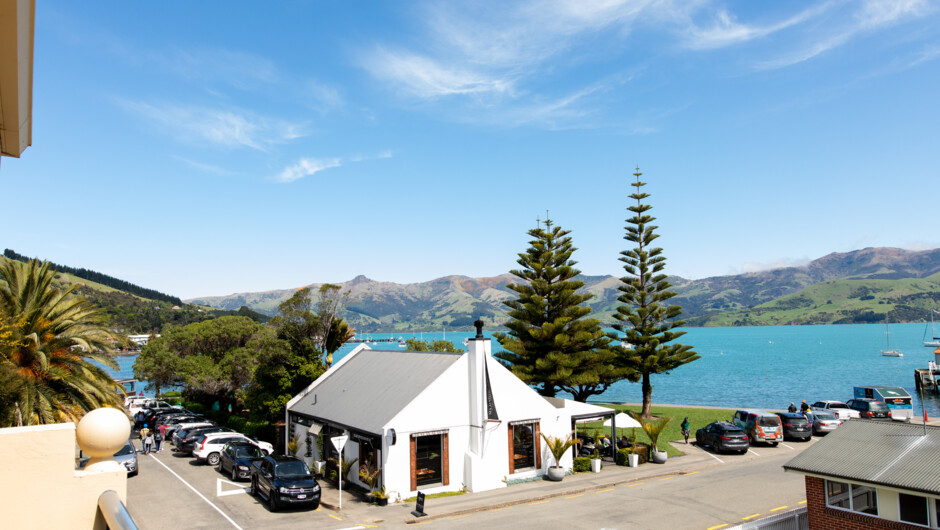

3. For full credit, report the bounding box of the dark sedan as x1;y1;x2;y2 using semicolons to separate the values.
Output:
847;398;892;420
775;412;812;441
218;441;267;481
695;421;749;454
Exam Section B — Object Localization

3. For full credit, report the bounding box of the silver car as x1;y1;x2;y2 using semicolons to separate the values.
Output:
812;411;842;435
114;440;139;477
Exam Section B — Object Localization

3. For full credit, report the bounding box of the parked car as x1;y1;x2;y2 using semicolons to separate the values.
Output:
170;422;215;444
810;400;861;420
193;432;273;466
846;398;892;420
115;440;140;477
218;441;267;481
812;411;842;435
81;440;139;477
731;410;782;446
695;421;750;454
774;412;812;441
177;426;233;454
251;455;321;511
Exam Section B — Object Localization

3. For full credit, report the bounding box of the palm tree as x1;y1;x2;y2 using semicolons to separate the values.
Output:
323;318;355;368
0;259;121;426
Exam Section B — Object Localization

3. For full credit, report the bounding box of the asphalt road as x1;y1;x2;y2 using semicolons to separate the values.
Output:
126;437;816;530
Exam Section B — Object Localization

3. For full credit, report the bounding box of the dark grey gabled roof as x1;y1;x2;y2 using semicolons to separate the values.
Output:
784;420;940;495
290;349;464;436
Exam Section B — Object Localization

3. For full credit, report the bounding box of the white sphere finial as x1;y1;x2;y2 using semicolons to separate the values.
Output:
76;407;131;472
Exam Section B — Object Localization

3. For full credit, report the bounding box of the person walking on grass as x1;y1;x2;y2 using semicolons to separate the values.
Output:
681;417;691;444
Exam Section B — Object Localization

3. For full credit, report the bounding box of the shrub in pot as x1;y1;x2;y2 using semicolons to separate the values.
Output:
628;411;672;463
540;432;578;481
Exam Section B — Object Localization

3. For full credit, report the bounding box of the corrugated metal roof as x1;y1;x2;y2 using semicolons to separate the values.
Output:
783;420;940;495
289;349;463;436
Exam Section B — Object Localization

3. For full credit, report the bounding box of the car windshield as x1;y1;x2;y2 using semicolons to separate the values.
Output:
828;402;848;409
275;461;311;478
815;412;836;420
869;402;890;411
235;446;264;459
787;417;808;425
114;443;136;457
758;417;780;427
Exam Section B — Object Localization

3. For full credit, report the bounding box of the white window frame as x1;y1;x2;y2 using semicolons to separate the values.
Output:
898;492;933;528
824;479;879;517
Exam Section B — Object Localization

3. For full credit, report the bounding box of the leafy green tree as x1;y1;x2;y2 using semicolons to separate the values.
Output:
134;316;282;412
313;284;350;364
494;219;622;401
131;338;181;396
405;338;462;352
0;259;121;426
613;168;699;418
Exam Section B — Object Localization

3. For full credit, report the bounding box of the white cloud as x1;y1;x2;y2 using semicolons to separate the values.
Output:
362;47;514;98
682;4;834;50
276;158;342;183
118;100;307;151
736;257;811;275
275;150;393;183
173;156;234;176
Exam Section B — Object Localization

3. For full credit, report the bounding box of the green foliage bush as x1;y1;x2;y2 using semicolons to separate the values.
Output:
573;456;591;472
616;445;649;466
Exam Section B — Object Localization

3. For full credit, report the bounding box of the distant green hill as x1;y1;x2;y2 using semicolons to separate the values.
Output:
0;255;268;335
188;247;940;331
688;272;940;326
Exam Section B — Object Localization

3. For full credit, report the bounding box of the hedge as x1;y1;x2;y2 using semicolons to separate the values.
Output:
573;456;591;472
616;444;649;466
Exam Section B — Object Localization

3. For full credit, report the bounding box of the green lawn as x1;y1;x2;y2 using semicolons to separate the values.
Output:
575;404;739;457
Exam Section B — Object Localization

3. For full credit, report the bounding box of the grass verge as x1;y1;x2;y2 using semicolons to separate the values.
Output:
575;404;739;457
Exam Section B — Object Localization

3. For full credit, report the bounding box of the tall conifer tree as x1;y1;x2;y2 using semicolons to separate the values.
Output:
614;168;699;418
494;218;621;401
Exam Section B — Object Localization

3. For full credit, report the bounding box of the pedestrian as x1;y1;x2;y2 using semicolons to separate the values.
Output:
157;423;167;453
681;417;691;444
800;400;810;414
134;410;145;431
140;424;153;455
788;402;797;413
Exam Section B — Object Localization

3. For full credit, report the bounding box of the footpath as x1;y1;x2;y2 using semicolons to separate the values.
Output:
315;447;718;525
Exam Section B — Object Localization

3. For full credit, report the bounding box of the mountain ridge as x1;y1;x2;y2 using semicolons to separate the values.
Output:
186;247;940;332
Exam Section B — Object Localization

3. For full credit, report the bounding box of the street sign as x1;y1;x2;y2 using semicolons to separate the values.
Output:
331;435;348;452
412;491;427;518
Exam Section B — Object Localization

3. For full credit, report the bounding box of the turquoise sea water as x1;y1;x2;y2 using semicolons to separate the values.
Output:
111;322;940;417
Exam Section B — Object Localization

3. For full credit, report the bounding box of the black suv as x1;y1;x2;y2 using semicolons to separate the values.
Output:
251;455;321;511
847;398;892;420
695;421;750;454
774;412;812;441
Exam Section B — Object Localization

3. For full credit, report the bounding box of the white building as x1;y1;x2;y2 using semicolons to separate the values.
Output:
285;321;614;500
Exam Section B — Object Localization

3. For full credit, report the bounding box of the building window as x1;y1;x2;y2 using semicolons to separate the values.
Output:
410;431;448;490
899;493;929;526
512;424;536;470
825;480;878;515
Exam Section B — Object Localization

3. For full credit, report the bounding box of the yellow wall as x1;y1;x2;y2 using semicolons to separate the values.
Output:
0;422;126;529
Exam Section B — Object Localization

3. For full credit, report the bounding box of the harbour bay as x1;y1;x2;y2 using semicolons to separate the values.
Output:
112;322;940;418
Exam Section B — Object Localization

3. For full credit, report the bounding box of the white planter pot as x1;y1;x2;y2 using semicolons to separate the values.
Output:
590;458;602;473
312;461;326;475
627;453;639;467
546;466;566;481
651;449;668;464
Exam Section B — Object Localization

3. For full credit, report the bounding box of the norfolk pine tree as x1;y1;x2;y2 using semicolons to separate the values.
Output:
613;168;698;418
494;219;622;401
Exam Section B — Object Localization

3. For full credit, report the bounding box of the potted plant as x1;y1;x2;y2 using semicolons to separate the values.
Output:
629;411;672;464
540;432;578;481
627;428;640;468
359;462;382;502
590;448;602;473
373;486;389;507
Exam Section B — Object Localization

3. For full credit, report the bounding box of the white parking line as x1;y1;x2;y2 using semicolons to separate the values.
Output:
148;454;244;530
694;444;725;463
747;448;761;456
780;443;795;450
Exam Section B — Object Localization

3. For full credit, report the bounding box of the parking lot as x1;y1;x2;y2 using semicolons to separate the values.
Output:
124;432;820;530
126;438;395;530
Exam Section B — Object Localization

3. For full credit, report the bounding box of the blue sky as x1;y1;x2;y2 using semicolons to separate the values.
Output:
3;1;939;300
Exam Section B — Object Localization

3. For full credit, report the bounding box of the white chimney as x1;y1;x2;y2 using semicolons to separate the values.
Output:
467;319;489;456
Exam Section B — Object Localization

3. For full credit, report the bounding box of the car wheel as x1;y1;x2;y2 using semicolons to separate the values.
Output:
231;466;238;482
310;502;319;511
771;442;779;447
269;491;279;512
739;449;747;455
250;478;258;497
207;452;220;466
